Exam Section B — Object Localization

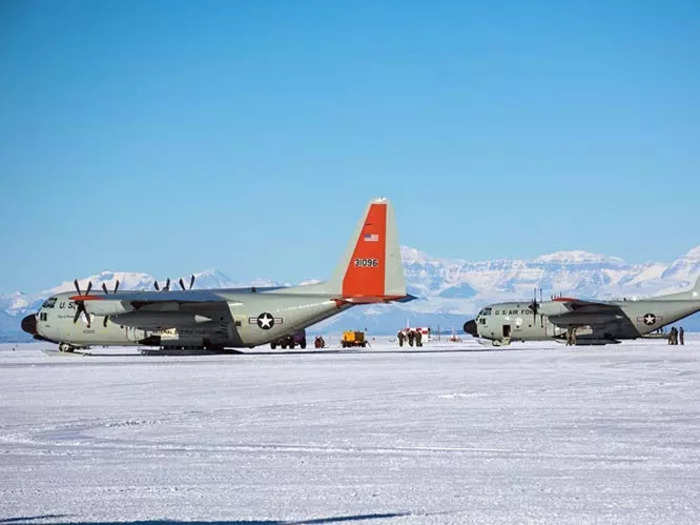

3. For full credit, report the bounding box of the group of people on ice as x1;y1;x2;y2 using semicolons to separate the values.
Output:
667;326;685;345
396;328;427;347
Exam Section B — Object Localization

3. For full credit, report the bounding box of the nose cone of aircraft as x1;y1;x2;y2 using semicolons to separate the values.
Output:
463;319;478;337
21;314;37;336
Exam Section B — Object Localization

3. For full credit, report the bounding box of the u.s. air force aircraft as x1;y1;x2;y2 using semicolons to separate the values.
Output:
463;278;700;346
21;198;412;352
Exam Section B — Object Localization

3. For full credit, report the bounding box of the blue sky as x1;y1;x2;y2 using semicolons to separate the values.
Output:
1;1;699;292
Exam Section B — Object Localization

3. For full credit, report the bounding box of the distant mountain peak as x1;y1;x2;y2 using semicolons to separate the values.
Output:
193;268;222;277
400;246;435;265
533;250;624;265
684;246;700;260
54;271;154;294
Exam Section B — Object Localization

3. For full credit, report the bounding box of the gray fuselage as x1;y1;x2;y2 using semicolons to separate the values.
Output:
32;289;350;349
472;298;699;344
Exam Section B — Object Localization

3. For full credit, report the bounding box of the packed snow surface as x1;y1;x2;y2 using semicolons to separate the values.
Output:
1;338;699;524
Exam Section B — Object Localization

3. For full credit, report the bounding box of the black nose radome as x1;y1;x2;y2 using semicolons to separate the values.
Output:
463;319;477;337
21;314;37;335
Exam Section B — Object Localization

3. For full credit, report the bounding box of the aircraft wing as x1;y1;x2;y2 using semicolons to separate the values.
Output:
74;287;283;305
546;298;627;327
73;287;284;325
559;299;621;313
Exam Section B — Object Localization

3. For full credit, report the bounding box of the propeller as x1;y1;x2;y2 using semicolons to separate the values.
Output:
179;274;196;291
101;280;120;295
154;278;170;292
101;280;120;327
72;279;92;327
528;287;539;326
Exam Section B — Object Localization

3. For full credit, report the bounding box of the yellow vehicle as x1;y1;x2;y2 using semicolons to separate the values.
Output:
341;330;367;348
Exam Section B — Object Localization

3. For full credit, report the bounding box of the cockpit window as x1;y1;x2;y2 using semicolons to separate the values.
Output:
42;297;57;309
482;308;492;316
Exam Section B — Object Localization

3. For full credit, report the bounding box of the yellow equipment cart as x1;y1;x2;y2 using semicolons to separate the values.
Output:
341;330;367;348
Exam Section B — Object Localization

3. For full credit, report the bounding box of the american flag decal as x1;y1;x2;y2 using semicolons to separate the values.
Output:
364;233;379;242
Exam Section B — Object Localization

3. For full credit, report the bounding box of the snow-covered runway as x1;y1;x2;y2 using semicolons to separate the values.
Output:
1;338;699;524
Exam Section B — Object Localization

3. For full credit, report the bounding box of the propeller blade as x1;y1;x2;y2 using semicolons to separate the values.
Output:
72;302;90;326
102;283;108;294
179;278;186;291
154;281;160;291
74;279;82;296
189;275;195;289
532;287;538;324
165;278;170;291
114;280;119;293
103;315;109;328
85;281;92;296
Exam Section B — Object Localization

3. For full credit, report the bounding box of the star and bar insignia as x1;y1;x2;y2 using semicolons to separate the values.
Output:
249;312;284;329
638;313;658;326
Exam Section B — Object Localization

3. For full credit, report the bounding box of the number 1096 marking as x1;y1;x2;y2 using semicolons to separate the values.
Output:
354;258;379;268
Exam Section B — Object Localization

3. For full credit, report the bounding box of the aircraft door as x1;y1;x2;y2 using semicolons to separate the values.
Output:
503;325;511;338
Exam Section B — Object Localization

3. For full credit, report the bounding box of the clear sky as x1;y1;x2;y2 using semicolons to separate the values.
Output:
1;1;699;293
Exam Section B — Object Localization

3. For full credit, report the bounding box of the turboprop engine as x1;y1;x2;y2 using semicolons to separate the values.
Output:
85;300;134;316
535;300;571;317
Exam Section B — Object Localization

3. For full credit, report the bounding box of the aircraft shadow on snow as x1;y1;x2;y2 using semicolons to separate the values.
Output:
0;512;410;524
79;346;540;358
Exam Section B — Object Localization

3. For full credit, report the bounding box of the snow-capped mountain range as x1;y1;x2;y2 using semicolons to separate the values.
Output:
2;246;699;340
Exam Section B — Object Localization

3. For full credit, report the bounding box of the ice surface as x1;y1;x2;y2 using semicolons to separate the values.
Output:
1;338;699;524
